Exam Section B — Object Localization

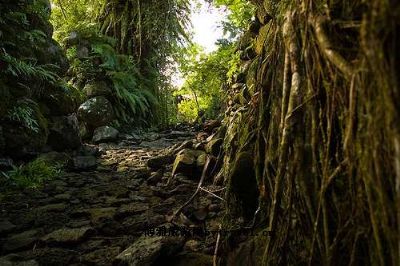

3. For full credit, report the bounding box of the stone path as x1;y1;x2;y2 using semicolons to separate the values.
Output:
0;131;224;265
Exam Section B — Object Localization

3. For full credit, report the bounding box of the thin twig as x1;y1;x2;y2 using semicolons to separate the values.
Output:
200;187;225;201
213;224;222;266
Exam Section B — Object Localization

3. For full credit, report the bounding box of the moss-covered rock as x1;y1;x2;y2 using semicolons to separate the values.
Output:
255;23;271;55
246;59;260;95
83;81;112;99
77;96;114;128
256;5;272;25
171;149;206;178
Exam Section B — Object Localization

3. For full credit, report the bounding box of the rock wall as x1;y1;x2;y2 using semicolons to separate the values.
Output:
220;0;400;264
0;0;81;159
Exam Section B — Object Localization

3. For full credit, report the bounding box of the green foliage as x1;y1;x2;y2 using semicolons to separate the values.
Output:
50;0;104;43
50;0;187;126
176;41;240;122
1;50;59;86
6;101;40;133
2;159;62;189
212;0;255;37
58;23;158;124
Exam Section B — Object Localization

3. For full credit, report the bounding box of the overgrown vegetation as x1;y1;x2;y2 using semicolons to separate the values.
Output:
1;158;62;189
174;0;252;122
51;0;192;127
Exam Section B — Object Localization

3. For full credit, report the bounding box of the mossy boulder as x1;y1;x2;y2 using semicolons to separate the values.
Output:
44;40;69;74
77;96;114;129
171;149;206;178
83;81;112;98
114;235;184;266
92;126;119;144
147;154;175;169
38;151;71;168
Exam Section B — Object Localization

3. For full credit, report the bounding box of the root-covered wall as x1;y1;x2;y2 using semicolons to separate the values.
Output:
221;0;400;264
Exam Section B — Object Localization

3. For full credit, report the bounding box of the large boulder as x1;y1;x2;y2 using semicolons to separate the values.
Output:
44;40;69;75
38;152;70;168
92;126;119;144
77;96;114;129
47;114;82;151
83;81;112;98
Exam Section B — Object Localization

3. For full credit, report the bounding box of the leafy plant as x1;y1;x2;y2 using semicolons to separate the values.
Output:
5;100;40;132
0;50;59;85
176;41;240;122
2;159;62;189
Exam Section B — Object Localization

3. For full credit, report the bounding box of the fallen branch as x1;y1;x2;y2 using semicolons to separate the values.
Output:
167;155;211;222
213;224;222;266
200;187;225;201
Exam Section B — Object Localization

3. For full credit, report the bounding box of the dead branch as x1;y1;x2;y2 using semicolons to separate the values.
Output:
168;155;211;222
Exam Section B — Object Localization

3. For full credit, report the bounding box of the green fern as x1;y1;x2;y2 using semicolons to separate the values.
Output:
1;50;59;84
6;100;40;133
4;158;62;189
107;70;157;122
92;43;118;70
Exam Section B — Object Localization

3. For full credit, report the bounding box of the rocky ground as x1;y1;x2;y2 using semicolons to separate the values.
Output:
0;129;225;266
